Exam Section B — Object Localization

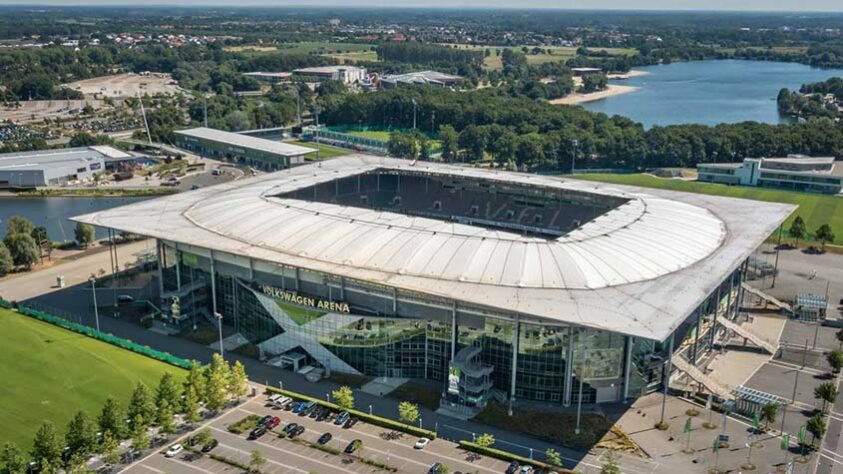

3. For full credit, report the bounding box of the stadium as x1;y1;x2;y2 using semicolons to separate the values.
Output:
73;155;794;415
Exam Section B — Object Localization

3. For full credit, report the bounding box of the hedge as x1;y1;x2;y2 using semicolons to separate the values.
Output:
458;441;564;473
264;386;437;439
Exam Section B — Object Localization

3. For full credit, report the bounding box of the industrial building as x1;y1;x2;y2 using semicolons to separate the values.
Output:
174;127;315;171
379;70;464;89
697;155;843;194
74;156;793;416
242;72;293;85
0;145;129;188
292;66;367;84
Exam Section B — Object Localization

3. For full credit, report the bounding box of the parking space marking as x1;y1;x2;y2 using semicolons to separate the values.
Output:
159;456;218;474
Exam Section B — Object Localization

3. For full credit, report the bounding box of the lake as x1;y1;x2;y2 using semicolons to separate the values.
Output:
0;196;148;242
581;60;843;128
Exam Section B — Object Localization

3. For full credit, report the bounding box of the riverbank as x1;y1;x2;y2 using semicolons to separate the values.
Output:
550;84;639;105
9;187;178;198
607;69;649;80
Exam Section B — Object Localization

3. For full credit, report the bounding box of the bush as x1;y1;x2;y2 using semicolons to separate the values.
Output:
228;415;261;434
264;387;436;439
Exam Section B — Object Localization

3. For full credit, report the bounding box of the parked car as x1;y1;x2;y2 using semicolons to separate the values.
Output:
267;394;281;405
519;466;534;474
266;416;281;430
283;423;299;434
116;294;134;305
414;437;430;449
284;401;297;411
344;439;362;454
274;396;293;409
200;439;218;453
316;409;331;422
259;415;273;427
428;463;442;474
308;406;321;418
292;402;307;413
505;461;520;474
300;401;317;416
164;444;183;458
288;425;305;438
248;426;267;440
317;433;332;445
334;411;350;425
343;417;359;429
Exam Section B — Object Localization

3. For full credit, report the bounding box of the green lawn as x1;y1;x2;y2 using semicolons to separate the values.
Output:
574;173;843;244
0;309;184;450
346;130;392;141
292;141;352;160
441;44;637;70
229;42;373;56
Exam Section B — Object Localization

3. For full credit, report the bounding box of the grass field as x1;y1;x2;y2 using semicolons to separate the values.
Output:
346;130;392;141
327;50;379;63
228;42;373;57
0;309;184;450
574;173;843;244
442;44;637;70
293;141;352;160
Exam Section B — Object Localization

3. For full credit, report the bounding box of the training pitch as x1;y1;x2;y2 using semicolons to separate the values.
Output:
0;309;183;450
574;173;843;244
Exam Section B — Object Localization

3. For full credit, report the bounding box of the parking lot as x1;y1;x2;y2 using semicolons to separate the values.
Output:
125;394;518;474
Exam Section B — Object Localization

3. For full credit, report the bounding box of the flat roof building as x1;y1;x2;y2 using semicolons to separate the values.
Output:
380;70;464;89
0;146;128;188
243;72;293;84
74;156;793;413
292;66;367;84
174;127;315;171
697;155;843;194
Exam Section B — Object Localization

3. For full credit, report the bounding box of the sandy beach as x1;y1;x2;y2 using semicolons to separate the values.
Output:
607;69;650;80
550;84;639;105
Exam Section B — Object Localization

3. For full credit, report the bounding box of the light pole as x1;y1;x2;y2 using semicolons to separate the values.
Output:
418;417;422;429
369;404;372;415
571;139;578;174
214;311;224;358
575;333;584;435
412;99;418;130
89;276;100;332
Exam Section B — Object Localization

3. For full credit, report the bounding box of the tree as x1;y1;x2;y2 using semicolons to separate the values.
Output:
228;361;249;401
600;452;621;474
98;396;126;439
836;328;843;350
65;452;89;474
545;448;562;467
99;432;120;465
4;233;39;269
789;216;807;247
193;429;212;447
66;411;97;457
581;73;609;93
128;382;155;424
397;401;419;425
815;224;835;251
760;403;778;430
5;216;34;236
156;400;176;434
474;433;495;448
130;414;151;451
814;381;838;413
30;423;62;472
182;384;202;424
806;413;826;446
439;125;459;162
0;242;12;276
827;351;843;375
204;354;230;411
249;449;266;473
0;442;26;474
332;386;354;411
185;362;207;404
155;372;182;413
74;223;95;248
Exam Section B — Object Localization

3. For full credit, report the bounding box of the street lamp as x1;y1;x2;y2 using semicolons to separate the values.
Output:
369;404;373;415
418;417;422;429
89;275;100;332
412;99;418;130
214;311;224;358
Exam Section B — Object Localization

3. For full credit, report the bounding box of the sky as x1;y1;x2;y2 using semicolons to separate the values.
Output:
4;0;843;13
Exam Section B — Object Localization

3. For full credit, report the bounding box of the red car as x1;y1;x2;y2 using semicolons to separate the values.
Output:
266;416;281;430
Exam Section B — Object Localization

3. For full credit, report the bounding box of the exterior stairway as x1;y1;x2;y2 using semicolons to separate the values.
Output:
741;282;793;312
716;317;778;354
671;354;734;401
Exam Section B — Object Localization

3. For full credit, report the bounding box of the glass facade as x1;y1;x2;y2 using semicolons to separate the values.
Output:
157;241;745;406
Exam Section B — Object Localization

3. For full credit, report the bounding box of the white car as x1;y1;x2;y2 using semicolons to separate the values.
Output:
274;396;293;408
414;437;431;449
267;393;281;403
520;466;534;474
164;444;183;458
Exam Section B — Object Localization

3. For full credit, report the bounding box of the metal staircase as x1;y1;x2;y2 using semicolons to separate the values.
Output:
741;282;793;312
671;354;734;401
716;317;778;354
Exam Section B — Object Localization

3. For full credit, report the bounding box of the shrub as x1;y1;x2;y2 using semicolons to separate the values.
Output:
228;415;261;434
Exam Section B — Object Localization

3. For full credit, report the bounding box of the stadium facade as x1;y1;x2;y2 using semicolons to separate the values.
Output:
74;156;794;413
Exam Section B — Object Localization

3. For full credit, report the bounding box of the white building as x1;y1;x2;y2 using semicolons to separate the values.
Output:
697;155;843;194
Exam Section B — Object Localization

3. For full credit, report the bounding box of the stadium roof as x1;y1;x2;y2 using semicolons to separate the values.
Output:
381;70;463;86
0;146;127;171
73;156;794;341
175;127;315;158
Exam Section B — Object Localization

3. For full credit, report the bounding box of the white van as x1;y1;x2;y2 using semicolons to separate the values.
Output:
274;396;293;409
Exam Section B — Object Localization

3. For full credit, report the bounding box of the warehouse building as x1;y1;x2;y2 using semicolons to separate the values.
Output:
74;156;793;416
380;70;464;89
0;145;128;188
174;127;315;171
697;155;843;194
292;66;367;84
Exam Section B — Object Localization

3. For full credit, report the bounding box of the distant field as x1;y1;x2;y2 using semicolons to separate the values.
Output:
223;45;278;53
230;42;374;57
327;50;379;63
0;309;183;450
442;44;637;70
293;141;351;160
346;130;392;141
574;173;843;244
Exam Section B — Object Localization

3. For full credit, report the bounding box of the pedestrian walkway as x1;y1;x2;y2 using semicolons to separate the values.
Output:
716;317;778;354
671;354;734;400
741;282;793;312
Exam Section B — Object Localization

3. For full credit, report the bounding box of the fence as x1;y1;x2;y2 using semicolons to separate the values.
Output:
0;297;191;370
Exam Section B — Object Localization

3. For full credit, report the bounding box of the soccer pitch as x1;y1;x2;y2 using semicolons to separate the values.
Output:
573;173;843;244
0;309;184;450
